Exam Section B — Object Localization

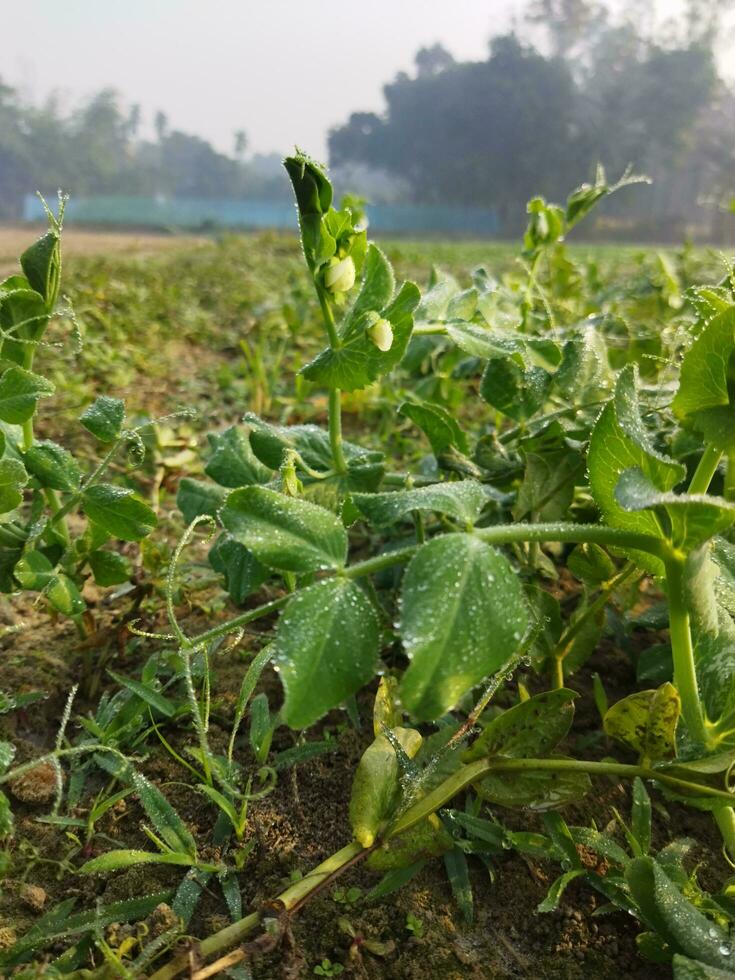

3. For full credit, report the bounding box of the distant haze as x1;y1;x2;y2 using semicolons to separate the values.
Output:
5;0;732;159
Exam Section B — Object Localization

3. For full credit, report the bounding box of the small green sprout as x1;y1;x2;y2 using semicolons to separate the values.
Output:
332;885;363;907
313;958;344;977
405;913;424;938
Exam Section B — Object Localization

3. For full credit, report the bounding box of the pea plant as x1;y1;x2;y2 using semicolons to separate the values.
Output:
129;153;735;977
0;198;158;637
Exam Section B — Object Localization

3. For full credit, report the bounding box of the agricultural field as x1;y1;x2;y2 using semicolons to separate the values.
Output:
2;160;735;980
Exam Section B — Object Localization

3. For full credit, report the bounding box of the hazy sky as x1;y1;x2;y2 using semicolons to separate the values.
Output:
4;0;730;160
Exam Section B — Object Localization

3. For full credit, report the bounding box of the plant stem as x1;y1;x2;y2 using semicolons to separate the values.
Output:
317;288;340;349
180;594;290;651
328;387;348;475
21;345;36;451
688;443;722;495
148;842;365;980
476;522;665;555
180;647;212;786
151;751;734;979
183;525;665;650
315;287;349;476
665;556;710;748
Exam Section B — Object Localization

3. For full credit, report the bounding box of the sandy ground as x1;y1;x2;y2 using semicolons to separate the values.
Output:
0;225;208;276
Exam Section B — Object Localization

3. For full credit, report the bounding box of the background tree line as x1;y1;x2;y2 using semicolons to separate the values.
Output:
0;85;287;219
1;0;733;237
329;0;735;238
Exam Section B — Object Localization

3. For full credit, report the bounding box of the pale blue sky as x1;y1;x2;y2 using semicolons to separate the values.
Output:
4;0;730;159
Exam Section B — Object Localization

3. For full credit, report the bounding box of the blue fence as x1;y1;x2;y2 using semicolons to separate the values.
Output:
22;194;500;237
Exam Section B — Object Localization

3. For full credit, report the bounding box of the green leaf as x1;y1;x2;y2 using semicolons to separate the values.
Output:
343;243;395;325
514;448;582;522
480;357;551;421
365;861;426;902
474;762;591;810
302;254;421;392
588;364;686;570
108;671;175;718
631;777;652;855
0;892;170;968
445;322;525;359
672;955;735;979
82;484;157;541
130;770;196;856
349;727;422;847
220;486;347;574
603;683;680;762
46;574;86;617
177;477;227;523
80;849;200;873
352;481;488;528
0;458;27;513
626;857;734;969
366;817;452;871
88;549;132;586
398;401;468;456
0;367;54;424
274;578;380;729
0;790;12;836
0;740;16;772
21;230;60;305
24;440;81;492
615;468;735;551
538;870;587;912
443;845;474;923
398;534;529;722
231;644;273;741
197;784;240;832
208;534;268;604
14;550;85;616
0;285;49;366
524;196;565;255
205;425;271;487
246;415;380;485
284;152;332;218
249;691;273;763
79;395;125;443
672;307;735;450
463;689;578;762
415;273;461;321
567;543;616;585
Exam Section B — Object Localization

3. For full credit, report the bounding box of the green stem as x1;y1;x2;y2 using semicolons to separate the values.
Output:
148;841;364;980
180;647;212;786
688;443;722;495
328;387;348;475
314;287;349;477
476;523;665;554
665;557;710;748
21;345;36;451
148;751;733;980
184;525;665;650
180;594;291;650
317;287;340;349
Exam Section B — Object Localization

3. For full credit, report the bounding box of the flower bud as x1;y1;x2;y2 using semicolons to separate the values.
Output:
368;317;393;352
324;256;356;294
